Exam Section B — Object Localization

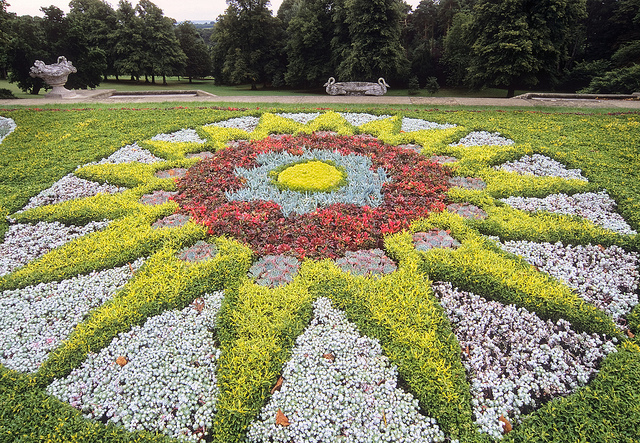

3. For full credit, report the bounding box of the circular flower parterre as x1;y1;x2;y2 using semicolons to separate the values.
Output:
173;132;450;259
1;110;638;443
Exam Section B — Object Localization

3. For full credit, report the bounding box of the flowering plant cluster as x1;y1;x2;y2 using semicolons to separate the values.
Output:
0;106;639;443
174;134;450;259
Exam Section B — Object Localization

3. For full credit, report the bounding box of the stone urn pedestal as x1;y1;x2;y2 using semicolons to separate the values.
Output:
30;56;77;99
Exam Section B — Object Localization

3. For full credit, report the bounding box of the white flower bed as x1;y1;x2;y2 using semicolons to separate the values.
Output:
339;112;392;127
0;220;110;277
501;191;637;235
276;112;321;124
450;131;514;147
151;128;206;144
206;116;260;132
81;143;162;166
0;116;17;143
500;241;639;325
47;292;225;443
496;154;587;181
0;259;143;372
19;173;126;211
247;297;446;443
433;282;618;440
402;117;456;132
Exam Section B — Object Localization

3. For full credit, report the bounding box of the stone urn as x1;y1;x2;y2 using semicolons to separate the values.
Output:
30;56;77;98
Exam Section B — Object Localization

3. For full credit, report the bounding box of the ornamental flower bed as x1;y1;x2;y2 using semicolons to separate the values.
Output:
0;107;639;443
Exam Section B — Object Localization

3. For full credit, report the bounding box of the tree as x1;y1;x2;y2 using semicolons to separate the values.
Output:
283;0;336;87
441;10;474;86
404;0;440;86
0;0;16;79
466;0;587;97
211;0;283;88
112;0;145;80
66;0;117;83
136;0;186;85
334;0;409;82
175;21;212;82
6;15;47;94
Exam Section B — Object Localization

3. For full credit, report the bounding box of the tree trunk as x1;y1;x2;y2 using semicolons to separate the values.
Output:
152;74;156;84
507;86;515;98
251;82;257;90
189;76;192;84
162;74;167;86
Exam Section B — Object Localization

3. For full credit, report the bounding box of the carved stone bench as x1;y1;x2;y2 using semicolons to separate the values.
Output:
324;77;389;96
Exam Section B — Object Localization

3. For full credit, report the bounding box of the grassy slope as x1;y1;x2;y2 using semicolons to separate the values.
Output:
0;103;639;442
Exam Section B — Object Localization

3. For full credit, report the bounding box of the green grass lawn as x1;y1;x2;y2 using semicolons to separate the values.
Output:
0;77;531;98
0;103;639;443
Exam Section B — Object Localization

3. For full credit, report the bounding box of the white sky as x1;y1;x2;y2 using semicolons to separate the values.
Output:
7;0;422;22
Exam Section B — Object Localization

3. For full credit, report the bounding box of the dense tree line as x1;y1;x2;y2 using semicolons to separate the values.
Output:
0;0;210;93
1;0;638;95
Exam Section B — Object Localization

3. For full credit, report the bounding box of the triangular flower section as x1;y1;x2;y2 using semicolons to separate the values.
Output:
0;259;143;373
47;291;224;442
247;297;446;443
432;282;618;439
500;240;639;327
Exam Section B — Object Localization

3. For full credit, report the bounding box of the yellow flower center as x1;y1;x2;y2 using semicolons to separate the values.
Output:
276;161;346;192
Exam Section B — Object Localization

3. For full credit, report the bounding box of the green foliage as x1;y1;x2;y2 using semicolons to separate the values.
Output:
283;0;335;88
136;0;187;84
580;64;640;94
211;0;284;87
466;0;586;96
335;0;409;82
424;76;440;94
408;75;420;95
175;21;213;81
441;11;474;87
6;15;47;94
112;0;145;79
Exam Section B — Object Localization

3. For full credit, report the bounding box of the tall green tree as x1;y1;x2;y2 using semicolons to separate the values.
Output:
466;0;587;97
66;0;117;83
334;0;409;82
112;0;145;80
175;21;212;82
441;10;474;86
283;0;335;87
0;0;16;79
136;0;186;85
6;15;47;94
211;0;284;88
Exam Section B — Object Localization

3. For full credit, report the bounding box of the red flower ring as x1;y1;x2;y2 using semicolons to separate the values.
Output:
174;134;451;259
